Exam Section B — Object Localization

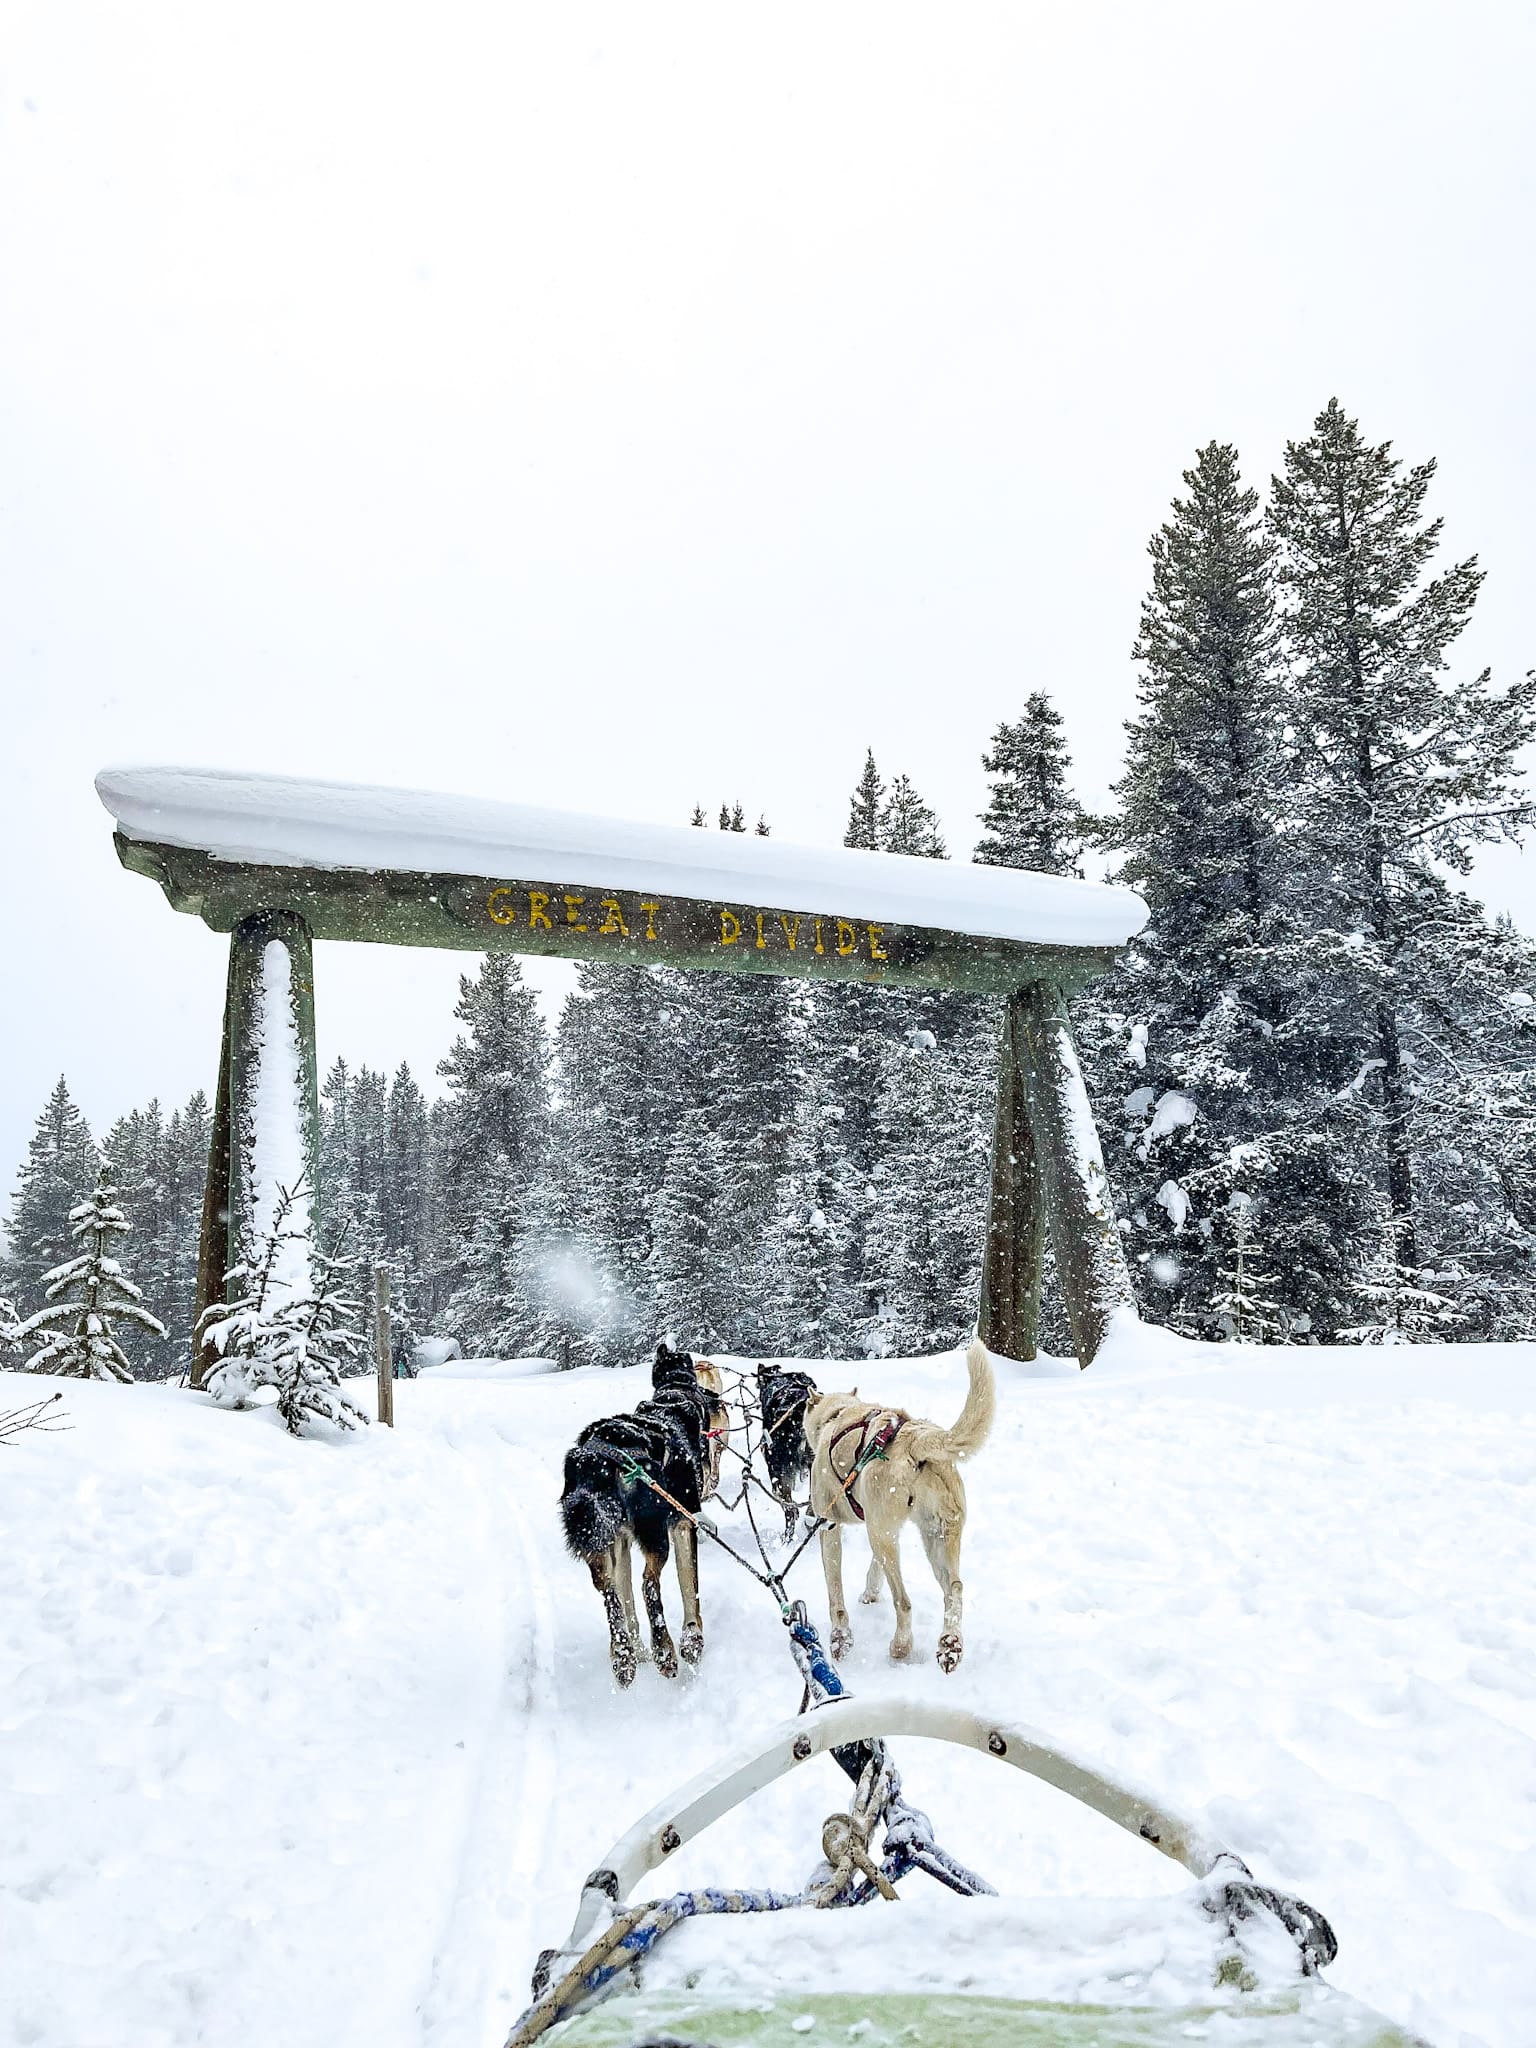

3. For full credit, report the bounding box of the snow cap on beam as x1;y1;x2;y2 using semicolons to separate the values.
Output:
96;765;1147;950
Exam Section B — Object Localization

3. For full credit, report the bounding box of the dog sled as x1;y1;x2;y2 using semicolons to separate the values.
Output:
507;1601;1425;2048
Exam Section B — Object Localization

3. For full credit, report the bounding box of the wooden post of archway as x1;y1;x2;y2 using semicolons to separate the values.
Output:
97;767;1144;1373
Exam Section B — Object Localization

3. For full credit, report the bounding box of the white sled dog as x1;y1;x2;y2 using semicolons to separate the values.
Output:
803;1338;995;1673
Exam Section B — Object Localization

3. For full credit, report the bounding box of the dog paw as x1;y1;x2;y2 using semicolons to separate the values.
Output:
936;1632;963;1674
859;1588;880;1606
830;1624;854;1660
889;1637;913;1663
653;1635;680;1679
611;1644;638;1689
679;1626;704;1666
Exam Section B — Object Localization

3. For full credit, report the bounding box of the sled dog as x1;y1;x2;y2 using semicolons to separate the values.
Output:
804;1338;995;1673
560;1344;728;1688
755;1362;819;1539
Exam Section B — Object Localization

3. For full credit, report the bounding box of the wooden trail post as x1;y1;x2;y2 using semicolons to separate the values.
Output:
191;907;321;1389
99;767;1145;1374
374;1267;394;1427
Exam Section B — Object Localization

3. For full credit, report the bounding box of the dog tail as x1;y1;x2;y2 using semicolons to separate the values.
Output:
907;1338;996;1462
561;1453;624;1561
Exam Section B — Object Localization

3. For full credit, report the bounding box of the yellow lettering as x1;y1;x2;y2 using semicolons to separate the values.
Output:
779;914;800;952
719;908;741;946
564;894;588;932
867;924;887;961
598;898;629;937
754;912;767;950
487;887;517;927
640;901;660;940
836;918;857;957
814;918;825;956
529;891;554;931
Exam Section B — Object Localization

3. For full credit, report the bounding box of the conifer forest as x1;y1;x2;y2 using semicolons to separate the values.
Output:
6;402;1535;1368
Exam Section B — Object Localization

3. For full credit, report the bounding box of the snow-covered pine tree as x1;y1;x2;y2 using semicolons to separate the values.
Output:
381;1063;434;1282
4;1078;100;1307
18;1165;166;1380
434;955;550;1356
0;1292;24;1361
861;1021;993;1355
264;1234;369;1432
160;1090;212;1375
649;1107;728;1353
1269;399;1536;1325
975;695;1088;876
1094;439;1372;1340
200;1182;368;1430
755;1057;858;1359
845;750;883;851
102;1099;175;1377
1375;898;1536;1340
879;774;946;859
1208;1195;1285;1342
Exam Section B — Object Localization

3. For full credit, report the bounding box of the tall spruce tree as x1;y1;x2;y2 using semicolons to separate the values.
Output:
5;1078;100;1308
1096;439;1372;1339
434;956;550;1355
1269;400;1536;1314
975;695;1085;875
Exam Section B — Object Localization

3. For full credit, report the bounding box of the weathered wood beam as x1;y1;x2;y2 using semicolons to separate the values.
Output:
977;992;1045;1361
1016;981;1137;1367
114;836;1118;998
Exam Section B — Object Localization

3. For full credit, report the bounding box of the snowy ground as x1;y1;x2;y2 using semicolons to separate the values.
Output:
3;1331;1535;2048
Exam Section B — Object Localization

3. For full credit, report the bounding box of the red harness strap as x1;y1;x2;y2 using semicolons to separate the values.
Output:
825;1409;903;1522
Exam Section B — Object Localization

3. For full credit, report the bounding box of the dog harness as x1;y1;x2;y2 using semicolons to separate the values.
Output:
825;1409;903;1522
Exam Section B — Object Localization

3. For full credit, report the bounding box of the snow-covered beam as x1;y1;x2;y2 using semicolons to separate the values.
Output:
98;766;1145;996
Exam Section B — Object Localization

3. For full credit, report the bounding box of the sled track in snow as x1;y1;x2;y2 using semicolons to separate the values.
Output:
420;1446;561;2048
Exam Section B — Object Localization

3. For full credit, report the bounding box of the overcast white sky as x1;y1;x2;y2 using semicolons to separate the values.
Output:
2;0;1533;1188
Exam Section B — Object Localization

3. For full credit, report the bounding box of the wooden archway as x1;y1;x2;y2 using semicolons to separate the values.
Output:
96;766;1146;1374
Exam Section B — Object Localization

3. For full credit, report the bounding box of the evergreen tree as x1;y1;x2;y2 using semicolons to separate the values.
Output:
861;1020;993;1354
381;1064;432;1275
845;750;884;850
1209;1196;1285;1342
434;955;550;1355
650;1108;728;1352
102;1100;174;1376
18;1166;166;1380
5;1078;99;1306
975;694;1086;875
201;1182;368;1431
879;774;946;858
1270;399;1536;1304
1093;440;1372;1340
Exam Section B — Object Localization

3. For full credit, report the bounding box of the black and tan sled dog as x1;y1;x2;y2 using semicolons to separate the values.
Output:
755;1362;819;1539
560;1344;728;1687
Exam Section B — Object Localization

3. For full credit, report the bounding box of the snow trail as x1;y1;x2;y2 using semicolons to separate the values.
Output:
3;1338;1535;2048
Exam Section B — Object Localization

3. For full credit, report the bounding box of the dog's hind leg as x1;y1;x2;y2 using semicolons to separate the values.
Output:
819;1522;854;1660
919;1513;966;1674
675;1522;704;1666
867;1522;914;1662
640;1540;680;1679
859;1550;883;1606
586;1549;637;1689
614;1530;647;1662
